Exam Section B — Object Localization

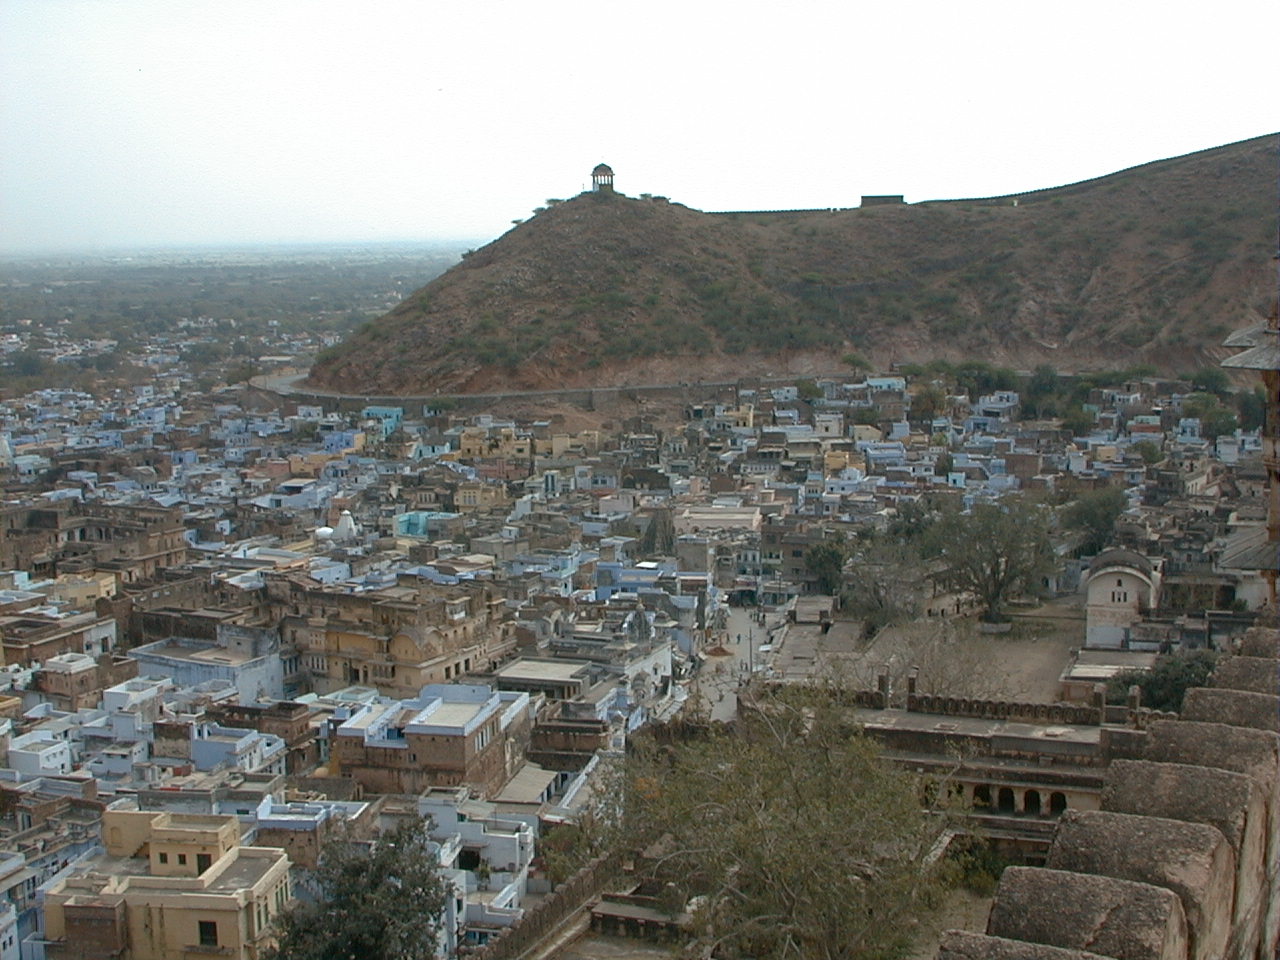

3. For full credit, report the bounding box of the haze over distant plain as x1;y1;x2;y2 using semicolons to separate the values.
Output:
2;0;1275;255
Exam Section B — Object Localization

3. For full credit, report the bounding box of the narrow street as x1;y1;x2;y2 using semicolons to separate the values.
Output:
692;604;787;722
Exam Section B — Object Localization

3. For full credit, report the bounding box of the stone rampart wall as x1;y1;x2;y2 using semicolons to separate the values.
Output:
937;627;1280;960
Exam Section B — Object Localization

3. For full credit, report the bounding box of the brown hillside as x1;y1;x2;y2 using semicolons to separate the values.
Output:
309;134;1278;395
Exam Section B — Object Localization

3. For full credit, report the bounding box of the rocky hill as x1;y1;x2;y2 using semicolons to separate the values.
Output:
309;134;1278;395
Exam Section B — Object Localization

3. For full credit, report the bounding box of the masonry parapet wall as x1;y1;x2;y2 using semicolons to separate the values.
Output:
906;693;1102;726
936;634;1280;960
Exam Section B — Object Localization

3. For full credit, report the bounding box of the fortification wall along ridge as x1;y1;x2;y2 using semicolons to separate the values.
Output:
938;626;1280;960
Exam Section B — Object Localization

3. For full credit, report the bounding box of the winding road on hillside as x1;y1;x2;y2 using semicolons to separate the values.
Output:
249;368;866;403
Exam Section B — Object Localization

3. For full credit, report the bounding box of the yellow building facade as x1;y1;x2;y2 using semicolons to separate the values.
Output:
41;809;291;960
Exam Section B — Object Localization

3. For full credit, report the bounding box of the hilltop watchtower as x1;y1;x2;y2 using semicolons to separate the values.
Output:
592;163;614;193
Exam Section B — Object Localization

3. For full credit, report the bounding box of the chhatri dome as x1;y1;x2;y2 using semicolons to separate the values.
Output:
591;163;614;193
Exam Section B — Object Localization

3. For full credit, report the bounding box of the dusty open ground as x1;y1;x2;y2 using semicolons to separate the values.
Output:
905;888;994;959
770;595;1085;703
556;933;678;960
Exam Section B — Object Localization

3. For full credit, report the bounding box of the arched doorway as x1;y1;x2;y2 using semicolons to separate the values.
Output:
1024;790;1042;816
997;787;1015;813
1049;792;1067;815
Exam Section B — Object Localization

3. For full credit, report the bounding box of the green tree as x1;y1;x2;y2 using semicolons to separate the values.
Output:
805;539;847;595
924;497;1057;623
1106;649;1220;712
850;407;881;426
885;496;944;544
1179;390;1237;439
7;350;47;377
1186;367;1230;395
1200;406;1238;441
595;696;954;960
843;540;924;633
1236;387;1266;431
267;818;448;960
909;383;948;423
1060;405;1096;436
841;351;871;373
225;362;259;385
1062;487;1128;555
796;378;824;401
954;361;1017;400
1130;439;1164;465
1023;364;1060;418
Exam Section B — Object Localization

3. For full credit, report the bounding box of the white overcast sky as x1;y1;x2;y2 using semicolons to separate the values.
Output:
1;0;1275;254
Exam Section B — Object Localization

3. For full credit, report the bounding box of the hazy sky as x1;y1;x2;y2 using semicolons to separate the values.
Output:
2;0;1275;254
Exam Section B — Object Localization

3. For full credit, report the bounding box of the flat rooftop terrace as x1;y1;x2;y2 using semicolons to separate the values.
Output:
493;659;590;683
134;641;257;666
851;707;1104;748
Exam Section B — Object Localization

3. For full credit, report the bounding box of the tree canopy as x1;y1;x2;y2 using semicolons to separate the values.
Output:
805;540;847;596
569;693;954;960
923;497;1057;623
1062;487;1128;556
842;539;924;634
267;818;449;960
1106;649;1220;712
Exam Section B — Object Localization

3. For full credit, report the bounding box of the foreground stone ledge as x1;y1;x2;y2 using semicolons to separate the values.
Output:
1046;810;1233;960
1103;758;1266;930
1180;688;1280;734
1102;758;1259;853
937;930;1119;960
942;931;1121;960
1233;628;1279;660
1142;720;1280;782
1210;656;1280;697
987;866;1187;960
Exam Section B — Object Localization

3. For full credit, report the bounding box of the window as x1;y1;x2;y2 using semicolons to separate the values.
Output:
198;921;218;947
158;852;168;864
178;854;187;865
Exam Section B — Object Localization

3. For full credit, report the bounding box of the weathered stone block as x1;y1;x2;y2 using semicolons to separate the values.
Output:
937;930;1118;960
1180;688;1280;734
1234;627;1278;661
1103;759;1265;930
1103;758;1258;854
1211;656;1280;697
1143;720;1280;782
1047;810;1233;960
987;866;1187;960
1143;708;1280;958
